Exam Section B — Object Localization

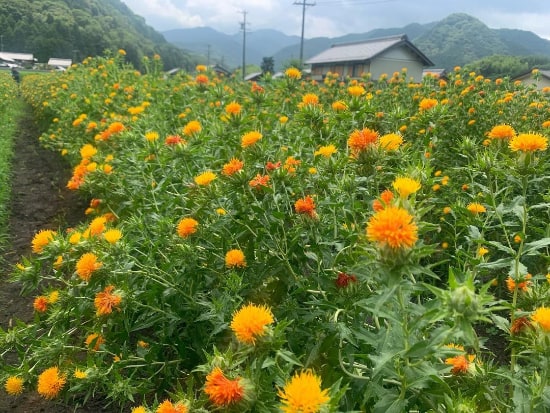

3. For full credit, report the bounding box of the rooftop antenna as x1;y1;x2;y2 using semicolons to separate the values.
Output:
240;10;248;79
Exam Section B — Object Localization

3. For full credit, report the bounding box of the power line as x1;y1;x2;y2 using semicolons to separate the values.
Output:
294;0;315;67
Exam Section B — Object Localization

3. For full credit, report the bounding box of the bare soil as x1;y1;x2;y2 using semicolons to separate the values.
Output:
0;107;108;412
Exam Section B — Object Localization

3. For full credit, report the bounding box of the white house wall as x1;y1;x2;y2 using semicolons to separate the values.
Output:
370;46;425;81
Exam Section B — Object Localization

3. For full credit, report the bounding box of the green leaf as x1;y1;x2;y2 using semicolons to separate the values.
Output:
522;238;550;256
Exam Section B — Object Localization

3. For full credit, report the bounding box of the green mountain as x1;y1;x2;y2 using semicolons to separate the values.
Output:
163;27;301;69
166;13;550;71
0;0;191;69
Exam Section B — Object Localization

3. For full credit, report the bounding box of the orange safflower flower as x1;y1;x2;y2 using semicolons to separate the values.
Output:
177;218;199;238
230;303;274;344
301;93;319;106
249;174;270;189
222;158;244;176
225;101;242;116
225;249;246;268
278;370;330;413
506;274;532;292
183;120;202;136
194;171;217;186
266;161;281;171
165;135;185;146
75;252;102;281
347;128;379;153
331;100;347;111
31;229;56;253
204;367;245;406
419;98;438;111
366;206;418;249
509;132;548;152
37;367;66;399
241;131;262;148
4;376;24;396
156;399;188;413
445;354;475;375
103;229;122;244
510;316;531;335
94;285;122;316
80;144;97;159
487;124;516;140
285;67;301;79
33;296;49;313
284;156;301;173
348;85;365;96
466;203;486;214
314;144;337;158
392;177;421;198
107;122;125;134
88;216;107;236
195;74;209;85
295;195;316;218
531;307;550;332
379;133;403;151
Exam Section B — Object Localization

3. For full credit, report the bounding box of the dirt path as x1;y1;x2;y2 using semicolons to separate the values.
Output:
0;106;104;412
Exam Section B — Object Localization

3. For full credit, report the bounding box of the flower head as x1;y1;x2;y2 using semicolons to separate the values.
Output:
183;120;202;136
366;206;418;249
37;367;66;399
379;133;403;151
466;203;486;214
445;354;475;375
314;144;337;158
75;252;102;281
509;132;548;152
285;67;301;79
94;285;122;316
249;174;270;189
88;216;107;236
531;307;550;332
85;333;105;351
222;158;244;176
487;124;516;140
347;128;379;153
225;101;242;116
335;272;358;288
301;93;319;106
392;177;421;198
204;367;245;406
194;171;217;186
278;370;330;413
104;229;122;244
177;217;199;238
225;249;246;268
241;131;262;148
156;399;188;413
294;195;316;218
4;376;24;396
33;296;49;313
230;303;274;344
419;98;438;111
31;229;56;253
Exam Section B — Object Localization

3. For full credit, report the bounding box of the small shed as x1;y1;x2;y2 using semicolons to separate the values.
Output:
48;58;72;70
305;34;433;81
513;69;550;90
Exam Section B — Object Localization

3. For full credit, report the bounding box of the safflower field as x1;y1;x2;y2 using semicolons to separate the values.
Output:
1;52;550;412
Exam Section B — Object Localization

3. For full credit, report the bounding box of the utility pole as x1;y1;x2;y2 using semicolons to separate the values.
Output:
294;0;315;68
207;44;211;66
240;10;248;80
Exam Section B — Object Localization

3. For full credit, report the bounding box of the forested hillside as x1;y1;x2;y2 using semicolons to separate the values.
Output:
0;0;191;69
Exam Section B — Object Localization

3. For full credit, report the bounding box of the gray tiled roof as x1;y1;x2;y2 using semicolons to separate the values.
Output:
305;34;432;66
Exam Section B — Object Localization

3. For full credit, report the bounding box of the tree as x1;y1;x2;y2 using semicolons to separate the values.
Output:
260;56;274;74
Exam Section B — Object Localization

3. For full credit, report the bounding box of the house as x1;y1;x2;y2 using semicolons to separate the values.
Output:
210;64;231;77
305;34;433;82
0;52;35;67
48;58;72;70
513;69;550;90
423;68;448;80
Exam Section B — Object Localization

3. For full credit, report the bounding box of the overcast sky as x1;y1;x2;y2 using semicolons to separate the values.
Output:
121;0;550;40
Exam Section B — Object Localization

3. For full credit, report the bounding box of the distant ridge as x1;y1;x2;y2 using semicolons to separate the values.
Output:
163;13;550;70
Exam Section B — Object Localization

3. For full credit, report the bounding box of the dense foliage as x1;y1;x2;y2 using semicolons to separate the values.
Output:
1;55;550;412
0;0;191;69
